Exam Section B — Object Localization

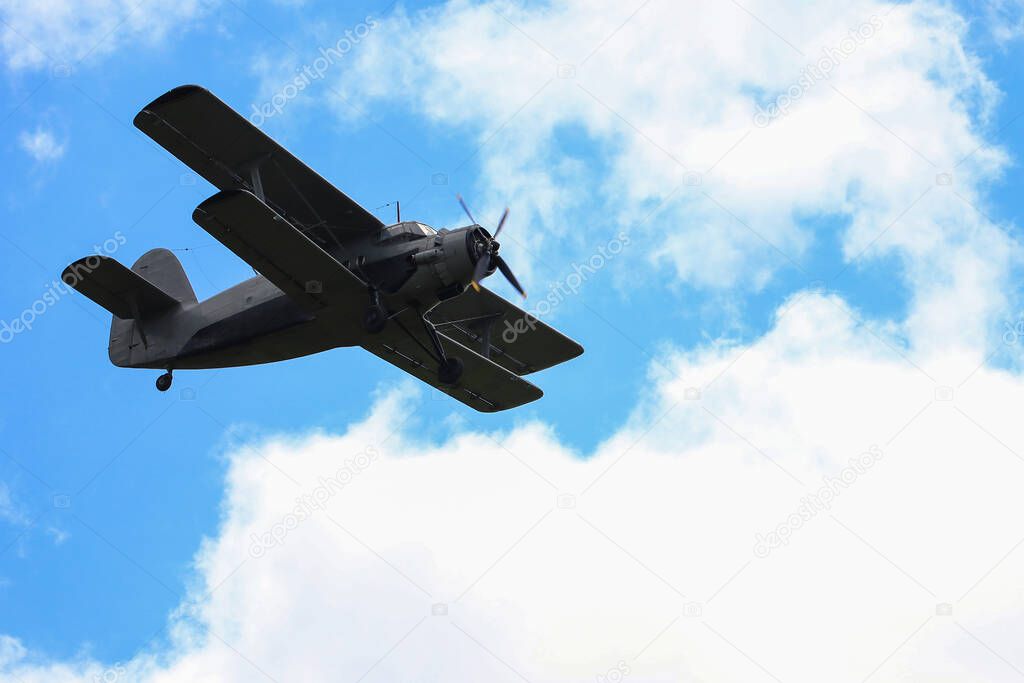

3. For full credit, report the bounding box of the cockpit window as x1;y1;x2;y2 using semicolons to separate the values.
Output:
380;221;437;241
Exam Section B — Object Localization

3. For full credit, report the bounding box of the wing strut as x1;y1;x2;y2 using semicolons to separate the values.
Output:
249;162;266;202
268;155;347;253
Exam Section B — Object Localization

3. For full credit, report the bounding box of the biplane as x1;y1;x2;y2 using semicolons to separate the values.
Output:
62;85;583;412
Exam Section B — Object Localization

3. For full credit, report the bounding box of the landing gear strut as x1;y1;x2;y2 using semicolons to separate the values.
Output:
420;313;463;385
156;370;173;392
389;303;465;386
363;289;388;334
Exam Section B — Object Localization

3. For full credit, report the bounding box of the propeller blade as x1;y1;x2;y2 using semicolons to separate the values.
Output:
470;252;492;292
493;207;510;238
457;194;477;226
495;255;526;299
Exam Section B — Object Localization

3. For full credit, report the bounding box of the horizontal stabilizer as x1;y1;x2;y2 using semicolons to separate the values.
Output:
61;256;181;319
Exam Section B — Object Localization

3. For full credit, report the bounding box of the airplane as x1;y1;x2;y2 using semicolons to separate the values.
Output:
62;85;583;413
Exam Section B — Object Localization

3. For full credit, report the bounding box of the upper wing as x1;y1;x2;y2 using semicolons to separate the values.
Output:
192;189;366;316
135;85;383;249
364;308;543;413
427;287;583;376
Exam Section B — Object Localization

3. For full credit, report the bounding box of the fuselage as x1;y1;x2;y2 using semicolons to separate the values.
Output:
113;221;494;370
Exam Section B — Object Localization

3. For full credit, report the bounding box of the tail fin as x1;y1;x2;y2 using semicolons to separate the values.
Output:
130;248;197;305
62;248;196;367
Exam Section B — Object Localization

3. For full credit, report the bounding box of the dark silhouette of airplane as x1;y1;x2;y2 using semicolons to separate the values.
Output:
63;85;582;412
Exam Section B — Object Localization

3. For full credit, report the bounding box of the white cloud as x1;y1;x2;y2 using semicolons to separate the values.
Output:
979;0;1024;44
3;296;1024;681
0;483;28;527
17;126;65;162
0;636;26;670
0;0;214;71
330;0;1018;357
4;2;1024;681
45;527;69;545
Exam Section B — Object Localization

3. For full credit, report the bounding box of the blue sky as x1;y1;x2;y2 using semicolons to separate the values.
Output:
4;1;1024;680
0;0;655;660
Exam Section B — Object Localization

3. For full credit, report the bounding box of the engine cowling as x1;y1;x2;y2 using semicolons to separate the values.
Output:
397;227;494;302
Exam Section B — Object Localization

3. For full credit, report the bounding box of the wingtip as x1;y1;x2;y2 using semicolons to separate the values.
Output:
194;188;253;214
134;85;208;130
146;84;206;109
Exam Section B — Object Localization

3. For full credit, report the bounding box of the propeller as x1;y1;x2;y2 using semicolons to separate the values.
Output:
457;195;526;299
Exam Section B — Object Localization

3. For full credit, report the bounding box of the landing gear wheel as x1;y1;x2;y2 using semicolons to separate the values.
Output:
156;372;173;392
438;357;464;385
363;306;388;334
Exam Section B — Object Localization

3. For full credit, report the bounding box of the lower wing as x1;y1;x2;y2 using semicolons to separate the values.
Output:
363;308;543;413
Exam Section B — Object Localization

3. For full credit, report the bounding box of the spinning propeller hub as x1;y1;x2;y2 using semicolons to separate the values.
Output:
457;195;526;299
